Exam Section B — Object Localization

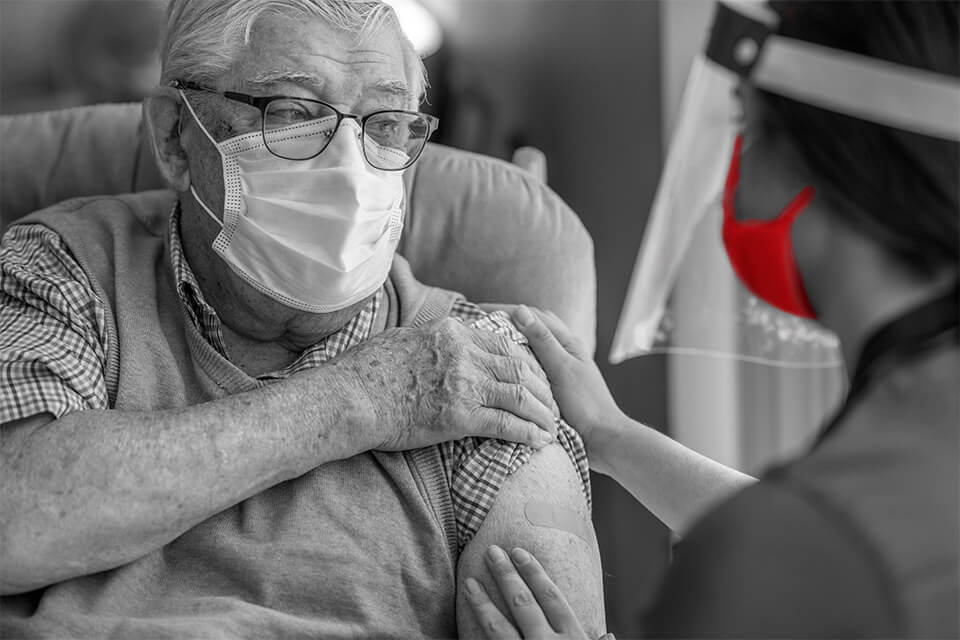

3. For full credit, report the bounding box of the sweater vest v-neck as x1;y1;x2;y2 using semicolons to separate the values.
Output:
3;191;465;639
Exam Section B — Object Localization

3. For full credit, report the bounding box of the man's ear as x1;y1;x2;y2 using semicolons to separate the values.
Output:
143;93;191;192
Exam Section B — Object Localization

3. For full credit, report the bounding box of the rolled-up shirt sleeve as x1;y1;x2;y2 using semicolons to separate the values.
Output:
443;303;593;552
0;224;110;424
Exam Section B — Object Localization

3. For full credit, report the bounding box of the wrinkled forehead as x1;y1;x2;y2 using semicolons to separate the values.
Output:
227;9;417;108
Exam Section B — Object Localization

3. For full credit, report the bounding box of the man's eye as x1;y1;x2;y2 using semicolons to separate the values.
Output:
366;115;412;146
370;118;400;133
265;99;325;126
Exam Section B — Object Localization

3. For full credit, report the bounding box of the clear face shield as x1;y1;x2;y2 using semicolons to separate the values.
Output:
611;0;960;368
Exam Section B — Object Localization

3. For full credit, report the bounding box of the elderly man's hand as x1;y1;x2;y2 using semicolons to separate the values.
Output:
330;318;559;451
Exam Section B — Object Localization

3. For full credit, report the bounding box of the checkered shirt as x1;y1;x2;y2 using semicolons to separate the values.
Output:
0;208;590;550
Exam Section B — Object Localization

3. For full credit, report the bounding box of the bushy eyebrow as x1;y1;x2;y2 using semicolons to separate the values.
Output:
242;72;414;108
368;80;415;107
245;70;326;90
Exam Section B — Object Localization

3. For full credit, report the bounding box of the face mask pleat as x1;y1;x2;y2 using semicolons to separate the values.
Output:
239;166;398;214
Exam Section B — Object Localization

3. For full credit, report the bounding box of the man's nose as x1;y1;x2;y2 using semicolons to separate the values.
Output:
328;118;366;165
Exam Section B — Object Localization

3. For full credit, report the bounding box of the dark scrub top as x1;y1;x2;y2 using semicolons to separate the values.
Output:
645;347;959;638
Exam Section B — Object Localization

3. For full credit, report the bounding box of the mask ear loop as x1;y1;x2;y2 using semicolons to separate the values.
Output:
178;90;220;148
776;186;816;227
724;134;817;226
177;91;225;228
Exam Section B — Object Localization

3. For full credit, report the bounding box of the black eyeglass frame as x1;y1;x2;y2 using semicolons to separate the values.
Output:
172;79;439;170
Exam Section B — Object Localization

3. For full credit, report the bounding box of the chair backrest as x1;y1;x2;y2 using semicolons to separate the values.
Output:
0;103;595;351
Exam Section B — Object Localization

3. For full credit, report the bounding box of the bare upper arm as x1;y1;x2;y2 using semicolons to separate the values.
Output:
1;413;56;451
456;442;605;638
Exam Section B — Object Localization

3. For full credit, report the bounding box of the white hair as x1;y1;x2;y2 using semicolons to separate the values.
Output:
160;0;427;103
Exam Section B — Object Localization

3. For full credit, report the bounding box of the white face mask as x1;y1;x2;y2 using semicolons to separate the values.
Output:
180;92;406;313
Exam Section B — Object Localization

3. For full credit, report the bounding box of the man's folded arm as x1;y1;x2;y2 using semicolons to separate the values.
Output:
0;226;384;594
456;442;606;639
0;365;385;595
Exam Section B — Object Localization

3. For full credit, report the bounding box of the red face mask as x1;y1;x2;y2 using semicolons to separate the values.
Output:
722;134;818;319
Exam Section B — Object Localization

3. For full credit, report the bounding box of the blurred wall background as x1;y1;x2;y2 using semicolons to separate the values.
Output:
0;0;163;114
0;0;673;636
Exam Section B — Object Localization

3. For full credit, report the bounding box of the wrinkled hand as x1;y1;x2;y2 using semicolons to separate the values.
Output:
465;545;614;640
331;317;559;451
509;306;622;453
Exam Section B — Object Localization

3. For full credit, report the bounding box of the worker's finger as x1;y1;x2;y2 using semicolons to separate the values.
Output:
511;305;582;373
523;306;589;361
510;546;583;633
484;545;554;636
463;577;523;640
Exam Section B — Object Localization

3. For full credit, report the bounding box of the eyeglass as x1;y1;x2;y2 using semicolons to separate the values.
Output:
172;80;438;171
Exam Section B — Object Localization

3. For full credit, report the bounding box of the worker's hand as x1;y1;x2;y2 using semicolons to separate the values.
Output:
332;317;558;452
465;545;614;640
510;306;623;454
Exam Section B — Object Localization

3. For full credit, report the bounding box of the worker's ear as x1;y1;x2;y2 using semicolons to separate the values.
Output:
143;92;191;193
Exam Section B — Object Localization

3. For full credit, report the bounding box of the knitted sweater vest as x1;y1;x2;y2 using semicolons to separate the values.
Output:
2;191;464;639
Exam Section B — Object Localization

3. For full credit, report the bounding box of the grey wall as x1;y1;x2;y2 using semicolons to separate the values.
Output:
443;2;671;635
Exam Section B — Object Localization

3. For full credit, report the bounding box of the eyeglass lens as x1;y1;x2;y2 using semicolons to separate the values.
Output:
261;97;430;170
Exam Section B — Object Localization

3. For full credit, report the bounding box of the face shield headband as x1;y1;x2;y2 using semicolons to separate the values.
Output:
707;1;960;141
610;0;960;368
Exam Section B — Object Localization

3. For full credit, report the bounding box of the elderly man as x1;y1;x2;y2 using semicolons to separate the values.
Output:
0;0;604;638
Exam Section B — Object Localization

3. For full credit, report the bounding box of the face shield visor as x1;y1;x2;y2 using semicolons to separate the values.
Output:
611;0;960;368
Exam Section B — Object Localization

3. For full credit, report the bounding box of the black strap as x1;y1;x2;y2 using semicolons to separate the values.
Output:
814;280;959;446
704;2;776;78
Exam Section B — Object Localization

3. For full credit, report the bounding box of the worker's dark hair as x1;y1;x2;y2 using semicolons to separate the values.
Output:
758;0;959;277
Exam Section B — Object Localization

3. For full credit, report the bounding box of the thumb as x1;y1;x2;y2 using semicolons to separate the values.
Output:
531;308;588;360
512;305;575;374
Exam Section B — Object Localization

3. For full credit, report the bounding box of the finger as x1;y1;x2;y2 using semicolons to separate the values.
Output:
468;325;553;388
512;350;560;417
527;307;589;360
463;577;523;640
472;408;555;448
509;546;583;633
511;305;583;375
484;545;553;636
470;324;524;359
487;355;556;416
483;381;557;436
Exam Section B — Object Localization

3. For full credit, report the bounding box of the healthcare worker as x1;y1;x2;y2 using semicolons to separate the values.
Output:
463;1;959;637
